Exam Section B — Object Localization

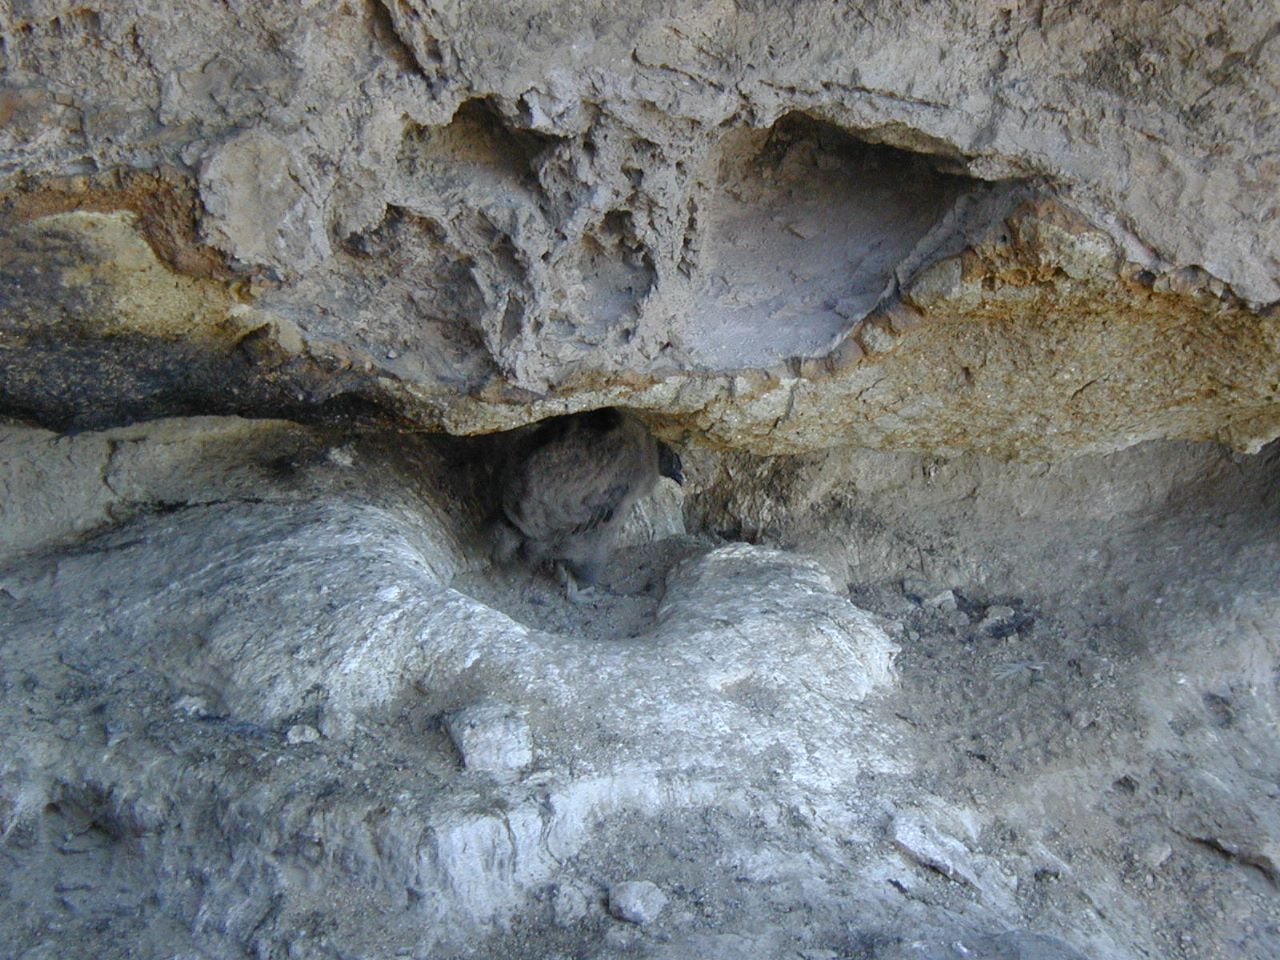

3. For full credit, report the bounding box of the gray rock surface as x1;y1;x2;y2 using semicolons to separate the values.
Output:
0;416;1276;959
5;0;1276;302
2;3;1279;959
884;931;1094;960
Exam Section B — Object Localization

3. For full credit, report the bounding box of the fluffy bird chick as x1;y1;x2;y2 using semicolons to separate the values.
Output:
490;408;683;596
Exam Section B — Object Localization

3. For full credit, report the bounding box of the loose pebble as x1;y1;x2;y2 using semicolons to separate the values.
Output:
444;700;533;773
608;880;668;924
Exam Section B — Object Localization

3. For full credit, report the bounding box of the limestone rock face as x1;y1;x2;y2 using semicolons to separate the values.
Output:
1;1;1276;454
3;7;1280;959
2;416;1277;960
0;417;905;958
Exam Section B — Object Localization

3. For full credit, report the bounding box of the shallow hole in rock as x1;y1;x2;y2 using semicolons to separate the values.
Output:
451;533;709;642
396;97;559;195
443;411;707;641
686;111;975;369
565;209;657;337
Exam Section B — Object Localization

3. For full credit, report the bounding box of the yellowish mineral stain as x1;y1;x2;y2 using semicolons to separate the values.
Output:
41;210;239;342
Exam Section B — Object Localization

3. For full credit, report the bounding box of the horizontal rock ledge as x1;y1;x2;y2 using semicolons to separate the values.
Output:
2;178;1275;459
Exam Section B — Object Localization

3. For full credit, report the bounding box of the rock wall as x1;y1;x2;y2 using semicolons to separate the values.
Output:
2;1;1277;454
2;417;1277;959
3;4;1280;960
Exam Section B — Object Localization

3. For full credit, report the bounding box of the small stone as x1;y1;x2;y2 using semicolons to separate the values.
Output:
174;694;210;717
978;604;1017;632
608;880;668;924
891;812;980;888
1142;841;1173;869
924;590;958;613
285;724;321;745
444;700;533;774
884;300;924;334
326;445;355;467
858;320;897;354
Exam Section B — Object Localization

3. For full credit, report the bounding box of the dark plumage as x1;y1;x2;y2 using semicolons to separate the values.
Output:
490;408;683;590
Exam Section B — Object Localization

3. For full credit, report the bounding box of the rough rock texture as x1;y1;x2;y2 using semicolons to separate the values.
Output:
3;4;1280;960
608;880;669;925
2;417;1278;959
1;418;907;958
1;1;1277;453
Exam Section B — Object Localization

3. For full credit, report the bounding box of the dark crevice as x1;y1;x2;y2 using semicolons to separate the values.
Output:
0;331;409;434
366;0;425;74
